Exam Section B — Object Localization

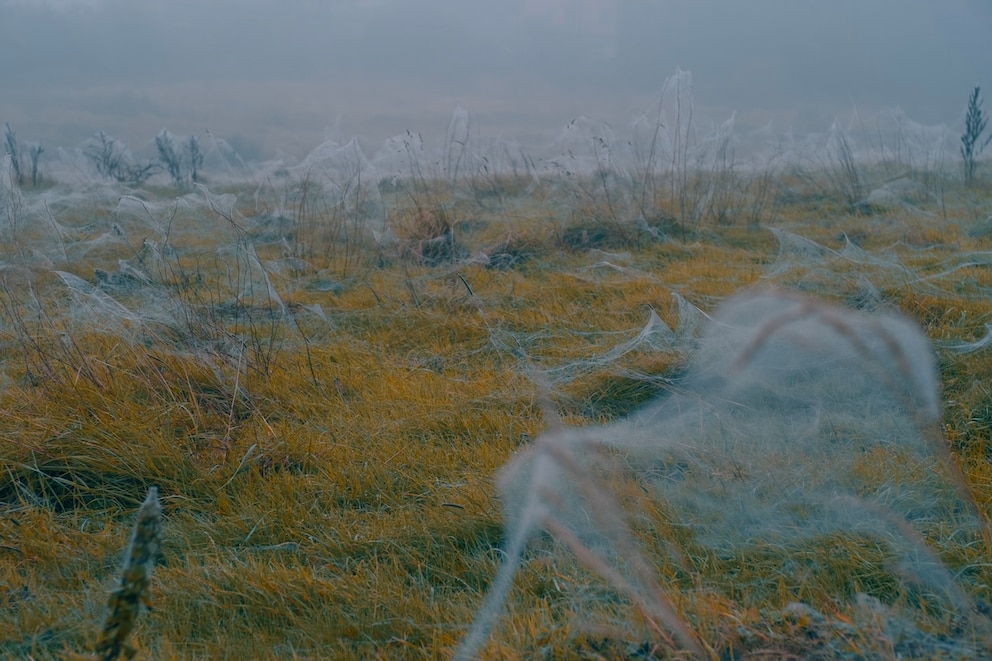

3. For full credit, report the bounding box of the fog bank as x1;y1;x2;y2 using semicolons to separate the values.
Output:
1;0;989;159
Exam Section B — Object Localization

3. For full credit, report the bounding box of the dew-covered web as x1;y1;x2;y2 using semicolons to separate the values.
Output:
762;227;924;300
459;286;990;659
534;290;706;391
2;182;334;373
764;226;992;307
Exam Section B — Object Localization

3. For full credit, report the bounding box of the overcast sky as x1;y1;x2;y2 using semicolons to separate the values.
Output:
1;0;989;159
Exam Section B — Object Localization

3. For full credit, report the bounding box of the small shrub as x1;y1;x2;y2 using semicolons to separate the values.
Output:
85;131;160;186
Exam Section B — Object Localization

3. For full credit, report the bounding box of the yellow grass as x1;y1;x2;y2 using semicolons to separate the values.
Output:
1;165;991;659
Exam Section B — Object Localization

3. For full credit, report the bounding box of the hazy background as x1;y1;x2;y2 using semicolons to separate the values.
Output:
1;0;989;161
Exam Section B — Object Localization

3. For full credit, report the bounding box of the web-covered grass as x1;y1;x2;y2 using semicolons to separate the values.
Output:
1;107;992;659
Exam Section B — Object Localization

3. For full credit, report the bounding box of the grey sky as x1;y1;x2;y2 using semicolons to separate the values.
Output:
1;0;989;159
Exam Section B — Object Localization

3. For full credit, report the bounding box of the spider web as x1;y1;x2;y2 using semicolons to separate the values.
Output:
459;288;987;658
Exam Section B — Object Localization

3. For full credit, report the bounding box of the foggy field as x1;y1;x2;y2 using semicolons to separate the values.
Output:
2;1;992;657
2;87;992;659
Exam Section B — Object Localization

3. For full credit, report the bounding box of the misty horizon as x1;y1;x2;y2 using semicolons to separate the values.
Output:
1;0;989;161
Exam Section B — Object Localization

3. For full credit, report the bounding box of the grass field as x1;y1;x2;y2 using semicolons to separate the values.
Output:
2;157;992;659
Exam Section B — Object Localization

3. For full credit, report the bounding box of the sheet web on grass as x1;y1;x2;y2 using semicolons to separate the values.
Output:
460;288;990;659
29;184;330;372
763;227;992;309
534;291;706;392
